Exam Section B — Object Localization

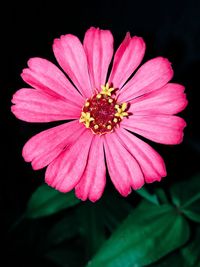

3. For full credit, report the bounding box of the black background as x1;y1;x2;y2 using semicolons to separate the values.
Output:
1;0;200;266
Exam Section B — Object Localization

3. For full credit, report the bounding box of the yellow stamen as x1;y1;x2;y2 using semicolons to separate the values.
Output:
96;94;102;99
85;102;90;107
100;82;114;96
107;125;112;130
108;98;113;103
113;118;118;123
115;103;128;119
115;111;128;119
94;124;99;129
115;104;119;109
79;112;94;128
121;103;127;111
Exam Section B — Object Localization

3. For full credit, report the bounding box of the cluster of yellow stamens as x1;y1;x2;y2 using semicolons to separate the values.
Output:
100;83;115;96
79;83;129;134
115;103;128;119
79;112;94;128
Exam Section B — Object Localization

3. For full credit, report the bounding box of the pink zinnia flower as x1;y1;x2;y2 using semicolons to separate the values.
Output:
11;27;188;202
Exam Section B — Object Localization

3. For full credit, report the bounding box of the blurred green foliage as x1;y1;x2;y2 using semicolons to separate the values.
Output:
6;173;200;267
26;185;81;218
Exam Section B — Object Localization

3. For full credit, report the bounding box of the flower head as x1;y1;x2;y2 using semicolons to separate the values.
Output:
11;27;188;202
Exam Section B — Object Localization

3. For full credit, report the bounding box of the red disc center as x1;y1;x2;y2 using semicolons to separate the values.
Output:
83;94;120;134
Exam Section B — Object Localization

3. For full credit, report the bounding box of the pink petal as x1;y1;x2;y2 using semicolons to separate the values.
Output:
53;34;93;98
75;136;106;202
104;133;145;196
121;115;186;144
108;33;145;89
22;121;85;170
21;57;84;107
116;128;166;183
11;88;81;122
129;83;188;115
118;57;174;102
83;27;114;91
45;130;93;193
129;83;187;115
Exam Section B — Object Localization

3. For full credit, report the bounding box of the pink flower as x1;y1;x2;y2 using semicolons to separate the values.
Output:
11;27;188;202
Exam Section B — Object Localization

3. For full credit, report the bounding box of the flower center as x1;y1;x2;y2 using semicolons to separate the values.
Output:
79;83;129;135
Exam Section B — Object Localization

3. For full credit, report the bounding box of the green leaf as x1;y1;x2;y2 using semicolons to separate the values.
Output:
77;203;106;257
181;226;200;267
151;226;200;267
154;188;169;204
102;191;132;232
45;246;85;267
45;214;79;248
150;251;185;267
87;201;190;267
170;173;200;206
170;173;200;222
136;187;159;205
75;191;132;258
26;184;80;218
182;199;200;222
